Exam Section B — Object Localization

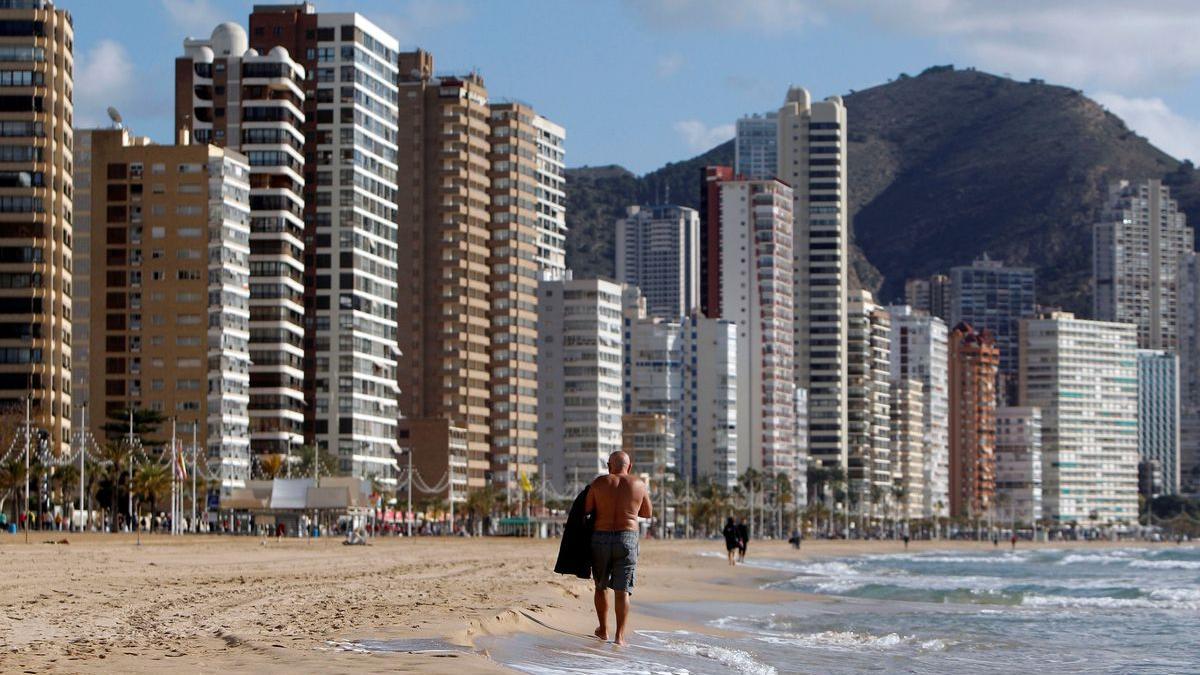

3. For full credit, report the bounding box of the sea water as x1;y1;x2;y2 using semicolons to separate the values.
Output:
482;546;1200;674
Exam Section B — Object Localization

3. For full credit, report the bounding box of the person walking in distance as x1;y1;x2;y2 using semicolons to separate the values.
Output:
585;451;652;646
723;517;739;565
736;517;750;563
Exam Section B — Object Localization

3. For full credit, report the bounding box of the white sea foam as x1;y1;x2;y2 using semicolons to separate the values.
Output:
754;630;950;653
1056;553;1133;566
640;631;777;675
1022;592;1200;611
1129;559;1200;570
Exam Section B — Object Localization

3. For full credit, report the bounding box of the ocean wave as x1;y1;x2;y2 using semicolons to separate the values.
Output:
1022;592;1200;611
1056;552;1134;565
640;631;777;675
1129;559;1200;570
756;630;947;652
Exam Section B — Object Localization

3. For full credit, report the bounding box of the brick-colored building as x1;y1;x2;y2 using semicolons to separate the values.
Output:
83;128;253;488
948;322;999;519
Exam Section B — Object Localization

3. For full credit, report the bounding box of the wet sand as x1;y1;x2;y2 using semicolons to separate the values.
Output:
0;533;1156;672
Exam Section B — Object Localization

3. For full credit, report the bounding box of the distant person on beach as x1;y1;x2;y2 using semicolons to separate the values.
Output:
736;518;750;562
1011;534;1018;550
723;517;739;565
788;528;802;550
903;534;910;550
585;450;651;647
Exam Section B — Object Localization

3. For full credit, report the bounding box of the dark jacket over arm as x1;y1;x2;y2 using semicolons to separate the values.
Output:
554;485;594;579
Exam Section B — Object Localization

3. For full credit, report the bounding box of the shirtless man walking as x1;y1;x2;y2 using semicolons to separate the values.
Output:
585;450;652;646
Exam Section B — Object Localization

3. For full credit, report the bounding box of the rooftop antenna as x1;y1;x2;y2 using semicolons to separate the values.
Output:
106;106;123;129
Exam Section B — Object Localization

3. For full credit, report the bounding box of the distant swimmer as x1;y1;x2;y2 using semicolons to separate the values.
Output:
585;451;651;647
723;517;739;566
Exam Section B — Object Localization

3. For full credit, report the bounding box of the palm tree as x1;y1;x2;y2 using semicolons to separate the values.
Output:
774;472;794;538
97;440;132;529
256;453;286;480
738;468;763;538
0;457;27;522
296;444;338;481
891;484;908;537
133;463;171;527
464;485;500;534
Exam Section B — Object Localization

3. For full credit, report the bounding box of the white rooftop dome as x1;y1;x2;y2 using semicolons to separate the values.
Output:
186;44;214;63
245;47;259;57
210;22;248;57
269;45;289;60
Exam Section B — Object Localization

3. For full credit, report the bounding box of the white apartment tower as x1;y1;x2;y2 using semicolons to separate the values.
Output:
1137;350;1181;495
701;170;799;480
532;115;567;277
1020;313;1139;524
616;204;699;319
1094;179;1192;350
679;312;738;489
777;87;849;477
178;23;308;468
734;111;778;180
622;286;683;455
537;276;624;491
848;291;891;499
889;378;925;520
995;406;1043;524
248;8;402;482
887;305;950;517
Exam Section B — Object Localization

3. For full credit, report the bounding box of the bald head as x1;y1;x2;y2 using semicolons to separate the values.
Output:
607;450;631;475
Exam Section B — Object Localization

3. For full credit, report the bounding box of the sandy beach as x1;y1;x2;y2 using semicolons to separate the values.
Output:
0;534;1172;673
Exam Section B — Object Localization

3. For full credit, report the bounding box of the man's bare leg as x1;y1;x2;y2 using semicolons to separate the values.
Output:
613;591;631;646
593;586;609;640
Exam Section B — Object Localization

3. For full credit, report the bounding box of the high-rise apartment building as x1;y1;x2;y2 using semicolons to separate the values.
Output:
1178;252;1200;493
948;322;999;519
176;22;307;468
950;255;1035;403
0;0;72;454
537;276;623;491
734;111;777;180
848;291;891;500
527;112;566;277
700;167;799;482
84;128;252;488
1020;312;1139;524
1094;179;1191;350
487;100;552;495
1137;350;1180;495
622;287;682;454
621;413;674;477
777;88;848;477
248;3;402;483
679;311;738;489
904;274;950;321
888;305;949;517
995;406;1042;525
889;379;925;520
615;204;699;319
394;50;491;492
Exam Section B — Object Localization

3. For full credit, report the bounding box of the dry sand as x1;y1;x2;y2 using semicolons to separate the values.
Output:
0;533;1157;673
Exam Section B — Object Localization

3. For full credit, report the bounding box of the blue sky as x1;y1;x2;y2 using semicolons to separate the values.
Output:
69;0;1200;174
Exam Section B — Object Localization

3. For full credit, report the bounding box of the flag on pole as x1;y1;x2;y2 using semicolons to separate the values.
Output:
175;440;188;480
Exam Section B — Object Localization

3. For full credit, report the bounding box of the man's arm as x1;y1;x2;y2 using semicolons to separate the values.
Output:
638;490;652;519
584;483;596;515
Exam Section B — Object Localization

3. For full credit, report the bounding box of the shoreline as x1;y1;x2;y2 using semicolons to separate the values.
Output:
0;535;1188;673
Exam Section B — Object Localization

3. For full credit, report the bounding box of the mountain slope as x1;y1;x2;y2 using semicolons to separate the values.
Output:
565;66;1200;313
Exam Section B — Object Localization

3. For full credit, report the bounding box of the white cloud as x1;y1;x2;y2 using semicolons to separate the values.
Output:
1093;92;1200;163
674;120;736;151
161;0;229;38
839;1;1200;91
656;53;684;78
74;40;136;128
628;0;821;34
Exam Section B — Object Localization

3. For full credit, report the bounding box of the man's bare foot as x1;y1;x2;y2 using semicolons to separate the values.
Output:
593;626;608;641
613;634;628;647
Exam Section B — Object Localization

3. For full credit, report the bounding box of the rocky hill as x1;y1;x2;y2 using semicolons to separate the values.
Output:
565;65;1200;313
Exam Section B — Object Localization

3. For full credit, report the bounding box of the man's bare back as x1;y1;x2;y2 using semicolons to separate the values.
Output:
586;473;651;532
